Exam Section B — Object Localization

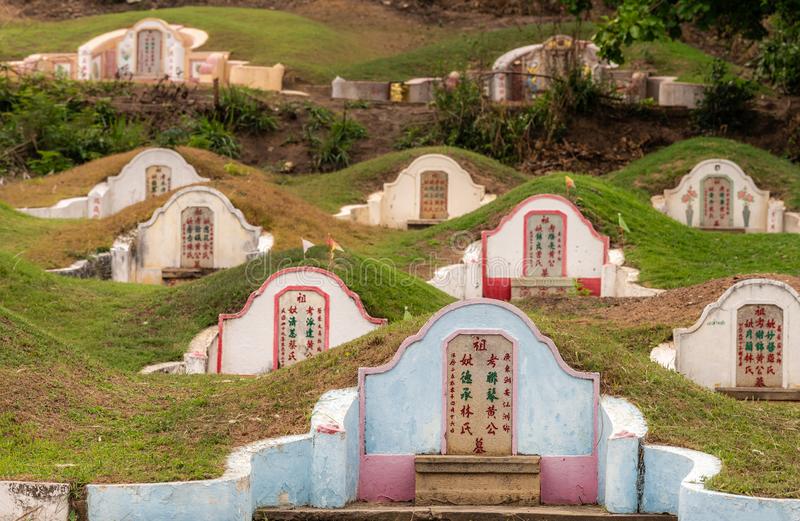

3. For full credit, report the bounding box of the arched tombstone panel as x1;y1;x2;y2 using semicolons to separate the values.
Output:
656;159;772;232
674;278;800;393
482;194;609;300
358;299;599;505
217;267;387;375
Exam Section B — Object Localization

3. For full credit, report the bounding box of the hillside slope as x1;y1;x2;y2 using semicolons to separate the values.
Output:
0;148;394;268
610;137;800;209
361;173;800;287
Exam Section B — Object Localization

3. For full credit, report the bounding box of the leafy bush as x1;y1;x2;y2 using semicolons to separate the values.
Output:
695;60;757;131
756;21;800;95
188;118;241;158
309;111;367;172
27;150;74;175
217;87;278;134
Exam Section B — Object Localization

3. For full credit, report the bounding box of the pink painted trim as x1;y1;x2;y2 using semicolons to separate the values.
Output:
357;454;415;502
540;455;598;504
481;194;610;298
272;286;330;371
576;277;602;297
522;210;568;277
357;299;600;500
439;329;519;456
216;266;387;373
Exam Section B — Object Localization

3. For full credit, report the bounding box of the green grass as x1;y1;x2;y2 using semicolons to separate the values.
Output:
0;8;720;83
610;137;800;209
0;7;447;83
520;304;800;498
358;173;800;288
277;146;527;213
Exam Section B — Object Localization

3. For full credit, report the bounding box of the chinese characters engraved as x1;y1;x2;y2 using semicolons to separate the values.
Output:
277;289;328;368
180;206;213;268
701;176;733;228
736;304;783;388
420;171;448;220
446;334;513;456
525;212;564;277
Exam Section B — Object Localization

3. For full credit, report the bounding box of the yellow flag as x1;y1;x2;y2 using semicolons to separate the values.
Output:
565;176;576;190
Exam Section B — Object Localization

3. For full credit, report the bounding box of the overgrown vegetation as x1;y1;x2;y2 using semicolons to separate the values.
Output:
301;105;367;172
694;60;756;132
399;65;608;164
0;75;278;176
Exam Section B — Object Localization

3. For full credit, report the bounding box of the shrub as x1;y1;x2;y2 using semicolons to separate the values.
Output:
188;118;241;158
26;150;74;176
695;60;757;131
309;111;367;172
756;20;800;95
217;87;278;134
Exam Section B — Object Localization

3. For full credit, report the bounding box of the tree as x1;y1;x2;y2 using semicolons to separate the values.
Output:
570;0;800;93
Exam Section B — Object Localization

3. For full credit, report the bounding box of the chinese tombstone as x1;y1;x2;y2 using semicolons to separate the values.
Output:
651;159;789;232
674;278;800;396
481;194;609;300
19;148;209;220
111;186;264;284
489;35;609;102
6;18;285;91
215;267;386;375
358;299;599;505
337;154;494;229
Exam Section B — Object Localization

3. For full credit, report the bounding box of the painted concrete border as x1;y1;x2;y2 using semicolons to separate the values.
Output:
86;388;359;521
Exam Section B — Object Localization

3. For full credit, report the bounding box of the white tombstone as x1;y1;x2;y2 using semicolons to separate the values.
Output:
651;159;782;232
113;186;263;284
18;148;209;220
481;194;609;300
214;267;387;375
490;35;611;102
346;154;491;230
87;148;209;219
674;279;800;391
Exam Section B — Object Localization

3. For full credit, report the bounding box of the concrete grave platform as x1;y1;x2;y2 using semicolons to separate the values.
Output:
254;504;676;521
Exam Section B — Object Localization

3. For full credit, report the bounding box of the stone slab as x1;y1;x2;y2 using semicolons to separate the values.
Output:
716;387;800;401
254;504;676;521
415;455;541;506
511;277;573;299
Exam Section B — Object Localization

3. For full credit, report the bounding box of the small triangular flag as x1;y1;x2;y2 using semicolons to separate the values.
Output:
301;238;314;254
565;175;575;190
326;235;344;252
403;306;412;321
617;213;631;233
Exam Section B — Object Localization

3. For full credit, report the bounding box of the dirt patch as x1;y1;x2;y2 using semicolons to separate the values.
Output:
526;274;800;331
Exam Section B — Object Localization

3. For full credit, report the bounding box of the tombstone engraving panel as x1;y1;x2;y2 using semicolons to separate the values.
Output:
736;304;783;388
146;165;172;198
276;288;328;368
137;29;162;76
180;206;214;268
701;176;733;228
525;212;565;277
446;333;513;456
420;171;448;220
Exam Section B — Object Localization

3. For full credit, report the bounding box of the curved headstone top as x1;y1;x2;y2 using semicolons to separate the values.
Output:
481;193;610;299
655;158;779;232
131;186;262;283
89;148;209;218
357;298;599;503
381;153;487;229
674;278;800;390
490;35;611;102
215;267;387;375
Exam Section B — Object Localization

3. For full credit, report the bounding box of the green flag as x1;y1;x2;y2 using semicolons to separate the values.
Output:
403;306;413;321
617;213;631;233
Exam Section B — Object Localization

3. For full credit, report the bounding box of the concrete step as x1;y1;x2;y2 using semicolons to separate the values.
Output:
254;504;677;521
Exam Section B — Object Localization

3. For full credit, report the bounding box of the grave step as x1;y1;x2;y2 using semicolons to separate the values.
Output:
254;504;677;521
161;267;218;280
716;387;800;401
415;455;541;506
407;218;446;229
